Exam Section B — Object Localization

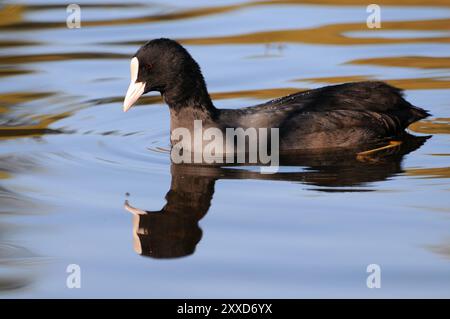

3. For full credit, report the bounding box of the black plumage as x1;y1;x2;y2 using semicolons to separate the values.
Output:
125;38;429;151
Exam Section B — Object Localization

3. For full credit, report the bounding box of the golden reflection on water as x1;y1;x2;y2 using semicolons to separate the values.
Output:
406;166;450;179
2;0;450;33
0;5;24;27
349;56;450;69
0;114;68;140
0;92;68;140
300;76;450;90
179;18;450;46
0;92;54;106
0;53;35;79
262;0;450;6
0;68;33;79
0;53;128;65
0;170;11;179
409;118;450;134
0;40;38;48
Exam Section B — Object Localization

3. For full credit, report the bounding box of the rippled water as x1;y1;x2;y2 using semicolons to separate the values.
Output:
0;0;449;298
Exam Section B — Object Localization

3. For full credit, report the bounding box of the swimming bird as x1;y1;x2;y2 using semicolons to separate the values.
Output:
123;38;429;152
123;134;428;258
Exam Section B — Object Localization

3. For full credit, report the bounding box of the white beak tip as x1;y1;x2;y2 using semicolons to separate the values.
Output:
123;57;145;114
123;80;145;113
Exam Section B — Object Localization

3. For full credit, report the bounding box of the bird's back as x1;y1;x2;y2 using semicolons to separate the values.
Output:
218;81;429;151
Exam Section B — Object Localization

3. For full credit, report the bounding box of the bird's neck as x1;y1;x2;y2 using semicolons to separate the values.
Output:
163;75;218;124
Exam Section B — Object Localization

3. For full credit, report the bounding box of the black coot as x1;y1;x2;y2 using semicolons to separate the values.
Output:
123;38;429;151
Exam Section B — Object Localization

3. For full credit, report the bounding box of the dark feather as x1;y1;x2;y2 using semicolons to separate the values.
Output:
131;39;430;151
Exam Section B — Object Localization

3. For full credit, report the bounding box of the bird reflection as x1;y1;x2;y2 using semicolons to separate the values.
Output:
125;170;214;259
125;134;429;259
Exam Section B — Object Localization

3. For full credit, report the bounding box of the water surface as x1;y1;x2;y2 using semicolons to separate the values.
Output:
0;0;450;297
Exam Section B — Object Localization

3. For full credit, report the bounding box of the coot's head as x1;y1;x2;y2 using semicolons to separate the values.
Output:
123;38;209;112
